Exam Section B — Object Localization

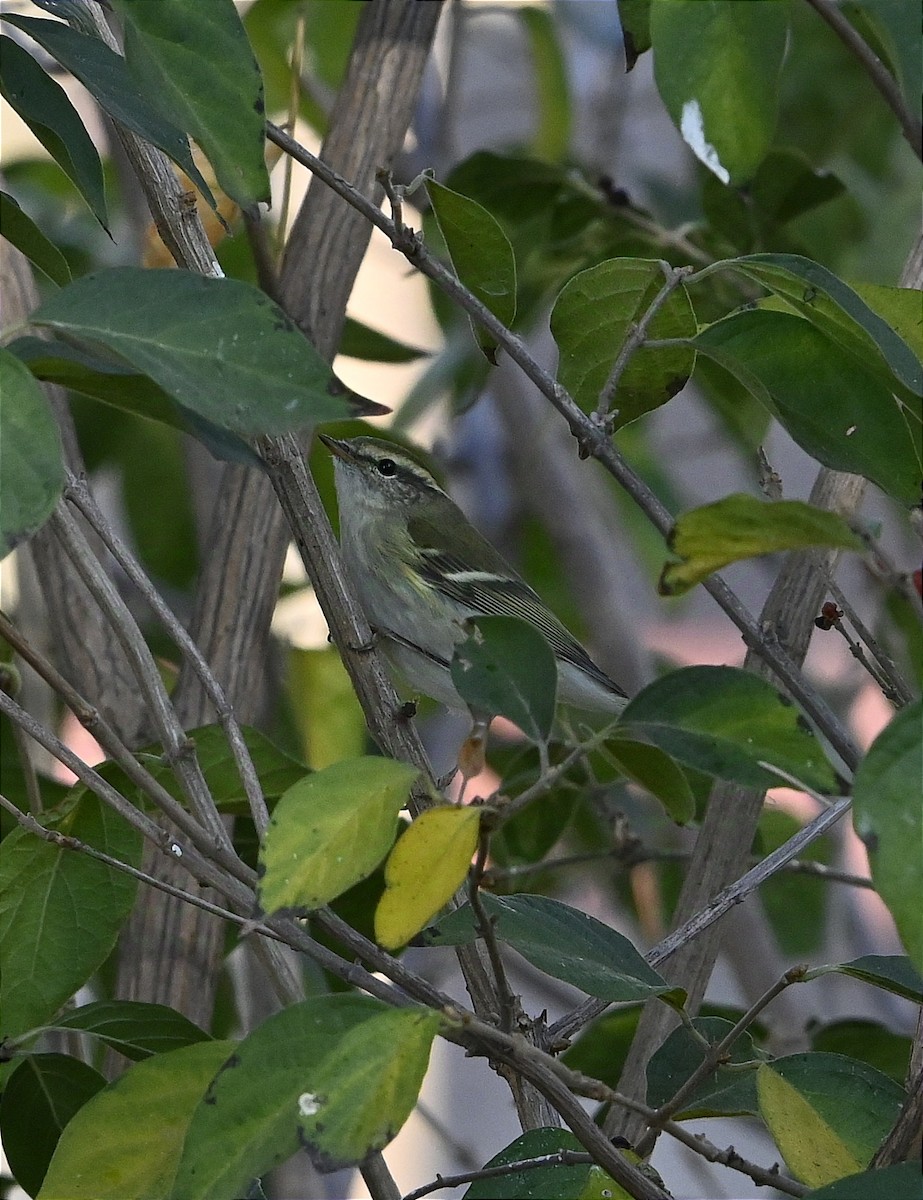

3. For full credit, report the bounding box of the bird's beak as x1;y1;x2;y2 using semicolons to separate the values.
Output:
317;433;353;462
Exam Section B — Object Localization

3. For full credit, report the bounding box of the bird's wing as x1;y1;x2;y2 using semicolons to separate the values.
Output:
408;509;626;697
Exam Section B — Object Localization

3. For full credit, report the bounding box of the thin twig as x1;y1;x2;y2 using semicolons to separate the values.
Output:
0;611;246;877
264;122;861;774
802;0;923;161
63;477;271;837
595;262;693;420
468;832;518;1031
550;793;852;1041
48;503;234;853
635;966;806;1157
402;1149;594;1200
822;575;915;707
487;846;874;889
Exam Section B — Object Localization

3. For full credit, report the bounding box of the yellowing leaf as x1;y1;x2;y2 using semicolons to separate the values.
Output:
756;1064;862;1188
660;494;862;596
374;807;480;950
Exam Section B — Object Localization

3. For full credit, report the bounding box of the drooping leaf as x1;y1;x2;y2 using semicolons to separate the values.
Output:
0;190;71;284
451;616;557;742
7;335;264;469
650;0;789;184
37;1040;234;1200
852;702;923;971
425;892;684;1007
258;756;418;913
551;258;696;427
465;1128;625;1199
426;177;517;362
375;806;481;950
0;349;64;559
805;954;923;1005
660;494;862;596
619;665;837;792
1;14;215;210
695;310;921;506
32;268;386;437
111;0;269;209
0;792;142;1042
172;997;439;1192
0;1053;105;1198
0;34;108;229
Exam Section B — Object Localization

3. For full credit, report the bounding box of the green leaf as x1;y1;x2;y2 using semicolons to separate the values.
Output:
258;756;418;914
803;1162;923;1200
0;348;64;559
172;997;439;1193
810;1020;911;1086
617;0;652;71
426;177;517;362
0;34;108;229
375;806;481;951
1;14;215;211
427;893;684;1007
551;258;696;427
0;190;71;285
852;702;923;972
111;0;269;209
0;792;142;1042
47;1000;211;1062
7;336;263;469
185;724;307;809
701;149;844;254
32;268;384;437
0;1054;105;1198
805;954;923;1005
619;665;837;792
37;1040;234;1200
337;317;431;364
518;7;571;161
651;0;788;184
451;616;558;742
605;735;696;824
694;310;921;506
726;254;923;398
756;1053;904;1185
660;493;862;596
646;1016;761;1117
465;1128;623;1199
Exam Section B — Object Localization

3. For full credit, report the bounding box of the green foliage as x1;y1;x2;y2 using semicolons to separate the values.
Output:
0;349;64;559
2;2;919;1196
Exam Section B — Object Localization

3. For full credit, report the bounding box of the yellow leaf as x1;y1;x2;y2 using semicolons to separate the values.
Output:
374;807;480;950
756;1064;862;1188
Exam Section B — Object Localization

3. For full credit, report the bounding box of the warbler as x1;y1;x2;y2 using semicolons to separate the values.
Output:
320;434;628;727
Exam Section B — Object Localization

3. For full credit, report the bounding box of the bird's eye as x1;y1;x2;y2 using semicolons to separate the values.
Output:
377;458;397;477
